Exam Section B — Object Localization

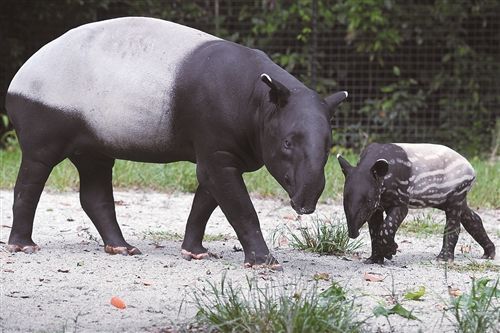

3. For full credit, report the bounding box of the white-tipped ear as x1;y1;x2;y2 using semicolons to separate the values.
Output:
336;153;341;159
342;91;348;98
260;73;272;84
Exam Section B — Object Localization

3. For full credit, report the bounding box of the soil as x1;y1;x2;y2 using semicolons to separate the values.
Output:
1;189;498;332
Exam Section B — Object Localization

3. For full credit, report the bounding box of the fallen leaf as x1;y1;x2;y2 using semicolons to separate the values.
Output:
448;286;462;297
110;296;126;309
404;286;426;300
364;272;384;282
278;236;289;247
313;272;330;281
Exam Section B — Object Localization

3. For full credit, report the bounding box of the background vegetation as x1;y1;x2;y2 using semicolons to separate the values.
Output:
1;0;499;155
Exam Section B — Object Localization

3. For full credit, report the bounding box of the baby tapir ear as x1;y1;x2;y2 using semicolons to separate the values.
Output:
337;154;353;177
260;73;291;107
370;159;389;180
325;91;348;120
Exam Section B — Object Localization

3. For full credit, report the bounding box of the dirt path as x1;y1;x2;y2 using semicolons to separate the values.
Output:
1;190;498;332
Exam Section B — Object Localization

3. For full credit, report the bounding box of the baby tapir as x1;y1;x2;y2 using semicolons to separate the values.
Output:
6;17;348;269
337;143;495;264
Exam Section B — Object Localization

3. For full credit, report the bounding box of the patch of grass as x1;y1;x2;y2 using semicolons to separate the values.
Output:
143;230;234;245
1;145;498;208
447;259;500;273
447;277;500;333
468;157;500;209
143;230;183;243
191;274;364;333
398;211;443;236
203;233;235;242
283;216;363;255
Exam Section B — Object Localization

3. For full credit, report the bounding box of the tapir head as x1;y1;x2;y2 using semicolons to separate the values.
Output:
259;73;348;215
337;155;389;238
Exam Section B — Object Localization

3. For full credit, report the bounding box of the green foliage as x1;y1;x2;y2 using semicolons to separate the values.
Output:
373;303;419;321
398;211;443;236
191;275;364;333
283;216;363;255
447;278;500;333
404;286;426;301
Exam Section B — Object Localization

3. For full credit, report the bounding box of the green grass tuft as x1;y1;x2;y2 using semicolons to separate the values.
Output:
398;211;443;236
1;145;498;208
284;216;363;255
447;277;500;333
191;274;364;333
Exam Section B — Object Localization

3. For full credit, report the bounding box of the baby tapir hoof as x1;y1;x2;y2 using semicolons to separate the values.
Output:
364;256;385;264
436;252;454;263
104;245;142;256
481;245;495;259
7;244;40;254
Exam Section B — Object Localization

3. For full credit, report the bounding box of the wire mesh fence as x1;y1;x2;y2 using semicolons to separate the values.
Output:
1;0;499;153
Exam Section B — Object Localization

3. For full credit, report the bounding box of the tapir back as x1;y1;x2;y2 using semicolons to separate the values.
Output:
7;17;219;151
395;143;475;207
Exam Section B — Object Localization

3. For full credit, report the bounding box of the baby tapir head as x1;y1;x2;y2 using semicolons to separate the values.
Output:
337;155;389;238
260;74;348;215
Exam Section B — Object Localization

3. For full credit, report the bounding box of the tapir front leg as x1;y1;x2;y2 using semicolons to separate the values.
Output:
197;159;279;269
377;206;408;260
181;185;218;260
365;210;385;264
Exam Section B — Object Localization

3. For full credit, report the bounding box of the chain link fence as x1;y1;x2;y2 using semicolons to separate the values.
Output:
1;0;499;153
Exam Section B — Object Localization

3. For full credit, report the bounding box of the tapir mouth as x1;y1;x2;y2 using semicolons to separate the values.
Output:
290;200;315;215
348;229;360;239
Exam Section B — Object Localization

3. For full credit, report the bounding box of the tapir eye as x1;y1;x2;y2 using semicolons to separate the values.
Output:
283;139;292;150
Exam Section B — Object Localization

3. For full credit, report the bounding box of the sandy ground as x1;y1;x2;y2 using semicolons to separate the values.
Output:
0;189;498;333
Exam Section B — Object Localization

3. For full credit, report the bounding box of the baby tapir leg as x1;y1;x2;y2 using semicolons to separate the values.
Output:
437;207;462;262
181;185;218;260
365;210;384;264
70;154;141;255
377;206;408;260
459;204;495;259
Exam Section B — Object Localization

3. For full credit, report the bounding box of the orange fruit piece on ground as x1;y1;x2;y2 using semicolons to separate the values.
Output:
110;296;126;309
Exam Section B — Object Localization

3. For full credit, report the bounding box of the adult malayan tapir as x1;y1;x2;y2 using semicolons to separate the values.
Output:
6;17;348;269
337;143;495;264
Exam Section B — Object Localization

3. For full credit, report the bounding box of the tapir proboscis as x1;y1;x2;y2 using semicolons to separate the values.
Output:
5;17;348;269
337;143;495;264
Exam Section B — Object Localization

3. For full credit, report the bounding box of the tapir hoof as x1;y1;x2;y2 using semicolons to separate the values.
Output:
7;244;40;254
244;262;284;272
364;256;384;264
244;254;283;271
104;245;142;255
181;249;211;261
436;253;454;263
481;250;495;260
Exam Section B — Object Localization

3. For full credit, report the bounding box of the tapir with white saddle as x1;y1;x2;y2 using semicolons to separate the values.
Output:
6;17;348;269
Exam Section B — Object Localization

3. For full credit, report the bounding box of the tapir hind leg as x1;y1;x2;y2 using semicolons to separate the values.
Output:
8;157;57;253
181;185;218;260
437;207;461;262
69;154;140;255
460;204;495;259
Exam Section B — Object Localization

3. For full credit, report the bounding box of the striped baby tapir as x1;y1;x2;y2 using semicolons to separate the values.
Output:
5;17;348;269
337;143;495;264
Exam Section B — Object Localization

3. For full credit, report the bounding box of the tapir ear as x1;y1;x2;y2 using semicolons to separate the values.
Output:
337;154;353;177
325;91;348;119
260;73;291;107
370;159;389;180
